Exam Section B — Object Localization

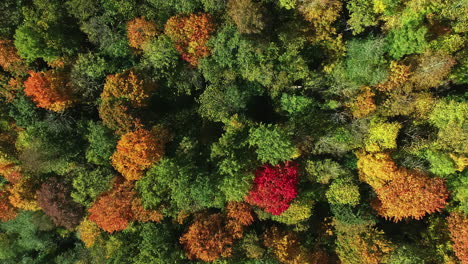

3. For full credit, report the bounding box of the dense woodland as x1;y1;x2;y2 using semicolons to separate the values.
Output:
0;0;467;263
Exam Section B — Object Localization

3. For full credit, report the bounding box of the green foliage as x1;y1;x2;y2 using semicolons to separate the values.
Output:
326;178;360;206
424;150;457;177
387;22;428;59
198;84;251;122
386;244;428;264
70;53;112;101
248;124;298;164
333;37;388;90
141;35;179;77
280;93;313;115
346;0;378;34
447;171;468;214
84;121;117;166
71;166;113;207
305;159;346;184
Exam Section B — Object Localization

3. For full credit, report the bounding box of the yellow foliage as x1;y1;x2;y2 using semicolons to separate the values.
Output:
77;218;102;248
356;151;398;189
7;178;40;211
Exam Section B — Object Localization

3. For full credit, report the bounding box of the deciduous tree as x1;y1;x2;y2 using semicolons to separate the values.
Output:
164;13;215;66
23;70;73;112
245;162;299;215
447;212;468;264
126;17;158;50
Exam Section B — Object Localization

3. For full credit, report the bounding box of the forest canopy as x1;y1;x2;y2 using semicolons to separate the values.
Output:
0;0;467;263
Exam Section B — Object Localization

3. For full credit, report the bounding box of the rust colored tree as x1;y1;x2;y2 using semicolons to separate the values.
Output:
23;70;73;112
225;201;254;239
127;17;158;50
0;39;26;73
111;128;167;181
164;13;215;66
36;177;85;230
372;169;449;222
245;162;299;215
0;189;17;222
180;213;234;262
88;180;162;233
448;212;468;264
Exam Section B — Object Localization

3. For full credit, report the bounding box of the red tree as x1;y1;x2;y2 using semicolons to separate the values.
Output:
245;162;299;215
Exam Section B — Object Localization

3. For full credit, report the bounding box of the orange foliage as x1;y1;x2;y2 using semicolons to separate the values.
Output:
98;99;142;135
0;189;17;222
264;226;314;264
23;70;73;112
0;39;26;73
77;218;102;248
164;13;215;66
111;128;167;181
0;155;21;184
180;213;234;262
349;86;377;118
448;212;468;264
376;61;412;92
373;169;449;222
101;70;155;107
127;17;158;49
7;177;40;211
356;151;399;189
0;77;23;102
225;201;254;239
88;180;162;233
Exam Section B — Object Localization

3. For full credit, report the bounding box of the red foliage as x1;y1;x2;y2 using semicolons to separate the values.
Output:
448;212;468;264
245;162;299;215
164;13;215;66
0;189;17;222
23;70;73;112
88;180;162;233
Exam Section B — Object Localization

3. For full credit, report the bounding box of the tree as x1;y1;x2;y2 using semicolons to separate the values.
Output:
0;39;26;74
71;166;114;207
227;0;265;34
245;162;299;215
180;213;234;262
23;70;74;112
111;128;168;181
36;177;85;230
248;124;299;165
7;177;40;211
84;121;117;166
356;151;399;189
98;98;143;135
225;201;254;239
347;86;377;119
373;169;449;221
126;17;158;50
164;13;215;66
263;226;315;264
88;180;162;233
101;70;156;107
77;218;101;248
364;119;401;152
346;0;378;35
447;212;468;264
0;189;17;222
326;178;360;206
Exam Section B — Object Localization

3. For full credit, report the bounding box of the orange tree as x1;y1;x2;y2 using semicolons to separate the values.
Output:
448;212;468;264
164;13;215;66
111;128;168;181
126;17;158;50
0;189;17;222
23;70;73;112
88;180;162;233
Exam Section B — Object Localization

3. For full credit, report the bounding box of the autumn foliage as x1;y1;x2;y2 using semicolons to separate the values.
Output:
88;180;162;233
7;177;40;211
36;177;85;230
77;218;102;248
448;212;468;264
101;70;155;107
23;70;73;112
225;201;254;239
164;13;215;66
0;189;17;222
0;39;26;73
245;162;299;215
180;213;234;262
127;17;158;49
111;128;167;181
373;169;449;221
98;99;142;135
